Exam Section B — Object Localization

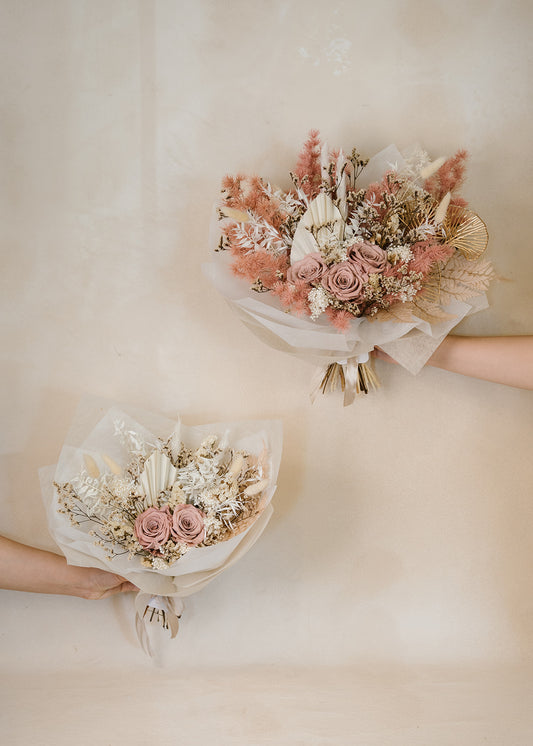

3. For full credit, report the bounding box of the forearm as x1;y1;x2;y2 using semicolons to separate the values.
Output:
0;537;90;597
427;336;533;390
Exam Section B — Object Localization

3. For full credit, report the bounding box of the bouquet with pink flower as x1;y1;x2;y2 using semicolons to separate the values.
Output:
40;400;282;655
205;131;495;403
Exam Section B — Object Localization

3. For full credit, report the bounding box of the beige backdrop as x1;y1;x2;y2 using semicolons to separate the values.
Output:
1;1;533;744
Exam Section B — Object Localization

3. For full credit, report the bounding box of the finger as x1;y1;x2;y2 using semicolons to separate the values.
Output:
96;581;138;599
109;578;139;594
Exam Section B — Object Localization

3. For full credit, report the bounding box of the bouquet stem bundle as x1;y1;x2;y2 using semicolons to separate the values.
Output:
313;359;380;405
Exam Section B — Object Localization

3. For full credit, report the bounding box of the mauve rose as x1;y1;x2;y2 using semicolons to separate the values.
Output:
171;504;205;546
287;253;326;283
134;507;171;550
321;259;367;302
349;242;388;273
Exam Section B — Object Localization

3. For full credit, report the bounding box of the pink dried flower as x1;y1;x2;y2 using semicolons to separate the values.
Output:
364;172;401;217
271;279;312;316
134;507;171;550
221;174;247;208
294;130;322;198
325;307;353;331
171;504;205;547
408;241;455;277
321;260;368;302
231;251;289;288
349;242;388;274
286;253;326;283
424;150;468;201
222;175;285;228
450;196;468;208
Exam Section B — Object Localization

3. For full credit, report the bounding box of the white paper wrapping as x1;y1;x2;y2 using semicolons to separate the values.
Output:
203;250;488;375
40;399;283;598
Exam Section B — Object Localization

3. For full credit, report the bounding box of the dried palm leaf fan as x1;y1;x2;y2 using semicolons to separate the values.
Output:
443;205;489;260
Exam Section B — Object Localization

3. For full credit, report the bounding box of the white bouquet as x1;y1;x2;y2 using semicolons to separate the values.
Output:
40;400;282;655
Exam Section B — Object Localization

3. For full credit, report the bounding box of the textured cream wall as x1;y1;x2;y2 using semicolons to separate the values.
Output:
1;1;532;743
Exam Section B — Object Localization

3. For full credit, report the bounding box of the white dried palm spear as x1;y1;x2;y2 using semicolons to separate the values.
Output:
290;193;344;264
140;451;177;508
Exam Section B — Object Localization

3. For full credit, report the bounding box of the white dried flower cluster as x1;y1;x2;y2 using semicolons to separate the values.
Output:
196;488;224;511
387;244;413;264
314;226;348;264
387;214;400;233
345;216;362;237
401;146;431;180
167;483;187;508
233;216;286;255
110;476;135;502
415;221;437;240
308;286;330;319
380;273;423;302
113;418;155;456
177;456;224;503
203;513;224;541
264;182;303;218
70;473;103;516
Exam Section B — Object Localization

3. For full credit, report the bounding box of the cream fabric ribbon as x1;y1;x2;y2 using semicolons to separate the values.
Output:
310;353;378;406
134;593;183;657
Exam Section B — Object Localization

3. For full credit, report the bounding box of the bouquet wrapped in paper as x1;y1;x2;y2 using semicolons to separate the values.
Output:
40;401;282;655
205;131;495;404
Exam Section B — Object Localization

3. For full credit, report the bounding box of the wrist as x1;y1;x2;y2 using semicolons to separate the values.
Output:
426;336;460;370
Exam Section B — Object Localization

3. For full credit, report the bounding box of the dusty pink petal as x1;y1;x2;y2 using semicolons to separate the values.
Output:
349;242;388;273
321;260;367;302
287;253;326;283
134;507;171;550
171;504;205;547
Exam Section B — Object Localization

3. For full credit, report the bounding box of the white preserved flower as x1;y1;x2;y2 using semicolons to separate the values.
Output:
415;221;437;240
308;286;330;320
204;514;224;536
388;214;399;232
387;244;413;264
110;476;133;501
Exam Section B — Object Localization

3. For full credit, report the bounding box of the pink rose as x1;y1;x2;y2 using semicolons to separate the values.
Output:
287;253;327;283
349;242;388;273
321;259;367;302
171;504;206;546
134;507;171;550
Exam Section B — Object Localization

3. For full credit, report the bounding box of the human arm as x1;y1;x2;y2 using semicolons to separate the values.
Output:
0;536;138;599
375;336;533;390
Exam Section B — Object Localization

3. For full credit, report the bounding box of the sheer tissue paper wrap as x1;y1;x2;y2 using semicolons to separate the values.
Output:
40;400;282;652
204;144;489;391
